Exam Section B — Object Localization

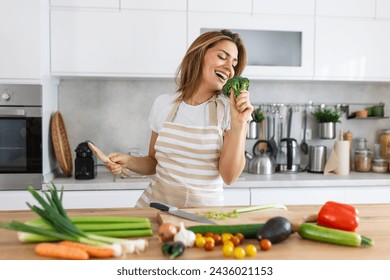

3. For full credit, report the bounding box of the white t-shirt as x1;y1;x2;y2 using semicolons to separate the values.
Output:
148;93;231;133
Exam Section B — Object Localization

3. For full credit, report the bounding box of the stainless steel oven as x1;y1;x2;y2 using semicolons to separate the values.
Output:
0;84;42;190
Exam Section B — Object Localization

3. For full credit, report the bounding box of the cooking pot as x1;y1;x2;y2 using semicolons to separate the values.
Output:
245;140;276;175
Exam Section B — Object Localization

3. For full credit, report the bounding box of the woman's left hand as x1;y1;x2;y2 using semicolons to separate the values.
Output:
230;89;254;126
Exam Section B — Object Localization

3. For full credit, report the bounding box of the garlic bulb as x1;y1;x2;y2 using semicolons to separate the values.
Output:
173;222;196;247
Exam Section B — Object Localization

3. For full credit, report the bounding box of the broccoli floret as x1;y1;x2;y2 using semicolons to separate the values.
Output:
222;76;250;99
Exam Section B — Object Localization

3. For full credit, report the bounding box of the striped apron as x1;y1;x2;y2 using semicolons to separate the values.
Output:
136;96;225;208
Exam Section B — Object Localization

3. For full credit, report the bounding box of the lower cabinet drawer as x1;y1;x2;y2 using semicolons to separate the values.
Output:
250;187;346;205
223;188;251;206
60;190;144;209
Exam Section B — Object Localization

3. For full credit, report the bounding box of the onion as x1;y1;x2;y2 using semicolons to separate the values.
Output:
157;223;178;242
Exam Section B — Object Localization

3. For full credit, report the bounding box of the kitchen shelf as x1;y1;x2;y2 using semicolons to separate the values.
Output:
347;116;389;120
252;101;385;116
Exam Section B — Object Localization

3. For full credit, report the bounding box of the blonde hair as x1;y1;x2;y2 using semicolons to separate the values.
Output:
175;29;247;102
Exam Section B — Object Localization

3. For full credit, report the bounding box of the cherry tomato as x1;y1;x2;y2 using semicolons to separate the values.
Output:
245;244;257;257
195;236;206;248
233;246;246;259
204;240;215;251
213;233;222;245
235;233;245;243
230;235;241;247
259;239;272;251
221;233;233;243
223;240;234;248
204;232;214;238
222;243;234;257
204;236;215;244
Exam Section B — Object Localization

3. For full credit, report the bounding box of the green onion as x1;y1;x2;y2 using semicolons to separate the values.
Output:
0;184;150;255
233;204;288;214
18;217;152;243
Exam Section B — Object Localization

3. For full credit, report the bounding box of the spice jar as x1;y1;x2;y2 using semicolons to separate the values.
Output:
354;149;371;172
380;130;390;159
371;158;388;173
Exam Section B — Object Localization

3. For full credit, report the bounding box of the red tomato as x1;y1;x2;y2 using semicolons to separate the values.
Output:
259;239;272;251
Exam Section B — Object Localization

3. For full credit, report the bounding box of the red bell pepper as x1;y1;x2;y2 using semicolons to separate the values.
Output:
317;201;359;232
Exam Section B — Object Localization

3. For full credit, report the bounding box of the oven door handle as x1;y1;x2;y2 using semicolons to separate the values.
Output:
0;108;26;117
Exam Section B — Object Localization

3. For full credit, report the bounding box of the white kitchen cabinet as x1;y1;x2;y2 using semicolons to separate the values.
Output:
316;0;375;18
223;188;251;206
376;0;390;19
121;0;186;11
250;187;346;205
315;18;390;81
188;0;251;14
58;190;144;209
0;191;39;211
345;186;390;204
50;9;186;77
50;0;119;9
253;0;315;16
188;13;314;80
0;0;41;82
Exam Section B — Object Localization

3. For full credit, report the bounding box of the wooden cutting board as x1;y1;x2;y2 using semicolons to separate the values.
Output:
157;206;314;227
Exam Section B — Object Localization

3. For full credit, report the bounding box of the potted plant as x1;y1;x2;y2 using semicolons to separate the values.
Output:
313;108;341;139
247;108;265;139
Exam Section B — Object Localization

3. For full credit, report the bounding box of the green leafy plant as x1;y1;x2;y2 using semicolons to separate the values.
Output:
313;108;341;123
251;108;265;123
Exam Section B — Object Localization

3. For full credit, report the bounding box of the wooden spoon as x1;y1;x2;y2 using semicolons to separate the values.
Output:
87;142;131;177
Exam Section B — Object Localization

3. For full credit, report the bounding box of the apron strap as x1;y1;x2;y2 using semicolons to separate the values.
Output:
165;101;181;123
165;94;224;127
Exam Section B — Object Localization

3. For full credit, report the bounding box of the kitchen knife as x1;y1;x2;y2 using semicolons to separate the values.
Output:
150;201;217;225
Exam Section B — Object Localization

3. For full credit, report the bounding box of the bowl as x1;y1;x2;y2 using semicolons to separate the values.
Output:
355;110;368;118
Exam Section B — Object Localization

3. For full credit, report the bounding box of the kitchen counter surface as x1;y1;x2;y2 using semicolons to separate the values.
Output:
48;166;390;191
0;204;389;260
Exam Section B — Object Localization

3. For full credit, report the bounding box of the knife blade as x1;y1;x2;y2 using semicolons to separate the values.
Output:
150;201;217;225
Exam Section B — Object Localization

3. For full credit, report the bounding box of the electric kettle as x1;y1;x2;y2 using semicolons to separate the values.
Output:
276;138;301;173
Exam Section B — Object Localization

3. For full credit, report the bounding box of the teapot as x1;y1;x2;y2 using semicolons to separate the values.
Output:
245;140;276;175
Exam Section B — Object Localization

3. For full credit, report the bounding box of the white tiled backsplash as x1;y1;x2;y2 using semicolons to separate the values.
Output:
59;79;390;159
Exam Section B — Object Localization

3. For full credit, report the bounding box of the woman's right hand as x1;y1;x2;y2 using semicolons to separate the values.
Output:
105;153;131;175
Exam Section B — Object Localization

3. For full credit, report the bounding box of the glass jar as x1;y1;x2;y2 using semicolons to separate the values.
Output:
371;158;388;173
354;149;371;172
353;138;367;150
380;130;390;159
351;138;367;171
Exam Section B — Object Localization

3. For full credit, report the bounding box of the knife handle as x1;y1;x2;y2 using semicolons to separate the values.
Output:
150;201;171;211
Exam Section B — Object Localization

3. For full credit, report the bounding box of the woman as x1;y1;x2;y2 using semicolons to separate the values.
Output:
106;29;254;207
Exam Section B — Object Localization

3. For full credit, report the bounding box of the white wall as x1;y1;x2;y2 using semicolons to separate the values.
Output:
57;78;390;162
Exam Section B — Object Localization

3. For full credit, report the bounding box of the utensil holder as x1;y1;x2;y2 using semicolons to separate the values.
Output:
246;121;258;139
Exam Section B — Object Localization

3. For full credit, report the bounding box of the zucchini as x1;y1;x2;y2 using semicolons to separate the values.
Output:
187;223;263;239
298;223;374;247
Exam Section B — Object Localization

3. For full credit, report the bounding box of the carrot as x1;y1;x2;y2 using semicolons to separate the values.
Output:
35;243;89;260
59;240;115;258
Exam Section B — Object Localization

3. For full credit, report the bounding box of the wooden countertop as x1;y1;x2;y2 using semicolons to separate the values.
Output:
1;204;389;260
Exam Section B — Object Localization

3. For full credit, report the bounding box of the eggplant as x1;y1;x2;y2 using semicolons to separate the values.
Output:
256;216;292;244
